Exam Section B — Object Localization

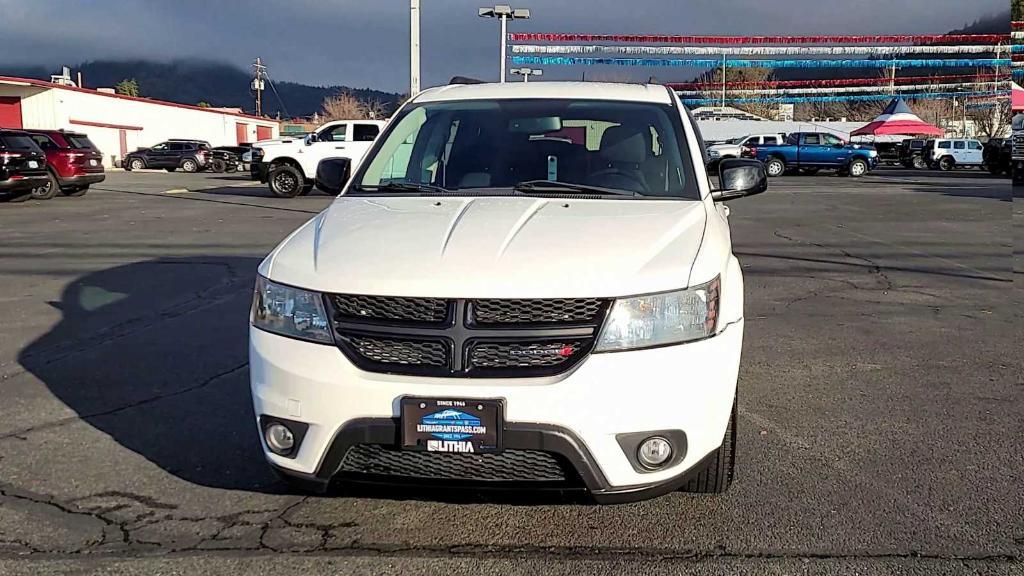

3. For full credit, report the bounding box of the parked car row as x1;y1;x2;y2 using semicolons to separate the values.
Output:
707;132;1010;178
1;128;105;202
122;139;252;174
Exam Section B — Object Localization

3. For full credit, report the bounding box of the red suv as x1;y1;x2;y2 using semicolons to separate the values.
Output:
24;129;105;199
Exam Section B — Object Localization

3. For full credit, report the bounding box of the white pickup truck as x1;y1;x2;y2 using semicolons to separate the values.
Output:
251;119;386;197
706;133;786;165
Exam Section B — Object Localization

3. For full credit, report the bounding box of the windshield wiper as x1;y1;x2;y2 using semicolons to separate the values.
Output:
350;182;453;194
513;180;638;197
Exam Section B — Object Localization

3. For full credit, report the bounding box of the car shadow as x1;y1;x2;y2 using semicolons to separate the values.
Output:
15;256;594;504
17;256;281;493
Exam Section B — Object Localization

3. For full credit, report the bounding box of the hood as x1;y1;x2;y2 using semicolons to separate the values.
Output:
255;137;299;147
266;196;708;298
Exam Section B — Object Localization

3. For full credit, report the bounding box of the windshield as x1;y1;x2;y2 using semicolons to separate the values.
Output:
354;98;699;199
725;136;745;145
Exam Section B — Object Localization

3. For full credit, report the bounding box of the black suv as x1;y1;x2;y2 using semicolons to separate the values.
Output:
898;138;927;169
0;130;49;203
209;145;251;173
123;139;211;172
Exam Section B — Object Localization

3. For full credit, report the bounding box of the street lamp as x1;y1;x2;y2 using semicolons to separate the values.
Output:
510;67;542;82
478;5;531;83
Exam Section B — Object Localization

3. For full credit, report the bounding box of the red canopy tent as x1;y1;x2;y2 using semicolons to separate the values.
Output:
850;98;943;137
1012;82;1024;111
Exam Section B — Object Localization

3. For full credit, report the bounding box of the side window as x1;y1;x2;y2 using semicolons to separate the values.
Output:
953;141;965;150
763;136;779;145
969;141;982;150
938;141;951;149
319;124;348;142
803;134;821;145
353;124;380;142
151;143;168;151
31;135;56;150
822;134;842;146
169;143;186;152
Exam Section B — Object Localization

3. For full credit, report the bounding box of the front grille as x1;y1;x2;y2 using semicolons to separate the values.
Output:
471;298;605;325
339;444;577;483
1014;134;1024;157
470;341;584;369
330;294;449;324
346;335;448;368
326;296;611;378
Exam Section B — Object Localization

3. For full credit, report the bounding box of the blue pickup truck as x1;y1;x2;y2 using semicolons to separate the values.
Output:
748;132;879;178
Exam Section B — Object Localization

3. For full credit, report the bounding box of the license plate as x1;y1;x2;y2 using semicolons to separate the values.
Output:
27;161;38;169
89;159;97;166
401;397;502;453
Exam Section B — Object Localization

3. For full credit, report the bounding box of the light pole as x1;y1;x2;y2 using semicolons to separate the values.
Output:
478;5;530;83
510;67;542;82
410;0;421;95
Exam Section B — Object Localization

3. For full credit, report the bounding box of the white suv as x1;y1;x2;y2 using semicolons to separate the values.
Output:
926;138;984;171
251;120;386;197
249;82;766;502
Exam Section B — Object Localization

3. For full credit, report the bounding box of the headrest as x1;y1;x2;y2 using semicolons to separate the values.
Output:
599;126;648;164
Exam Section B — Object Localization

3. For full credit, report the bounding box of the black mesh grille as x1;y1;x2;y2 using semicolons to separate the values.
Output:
346;336;448;367
327;296;610;378
339;444;575;483
472;298;605;325
470;341;584;368
331;294;448;324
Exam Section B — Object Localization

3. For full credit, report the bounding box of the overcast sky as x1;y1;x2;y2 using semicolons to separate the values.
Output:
0;0;1007;93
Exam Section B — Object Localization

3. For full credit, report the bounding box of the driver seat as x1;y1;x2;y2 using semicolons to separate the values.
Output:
587;125;650;193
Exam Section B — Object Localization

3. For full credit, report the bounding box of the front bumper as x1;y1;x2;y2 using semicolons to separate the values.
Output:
249;319;743;502
251;161;269;182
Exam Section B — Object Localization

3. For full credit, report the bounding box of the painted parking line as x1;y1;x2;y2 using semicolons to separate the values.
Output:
164;189;190;194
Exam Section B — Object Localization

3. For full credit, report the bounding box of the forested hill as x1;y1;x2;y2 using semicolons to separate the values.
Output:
0;59;403;118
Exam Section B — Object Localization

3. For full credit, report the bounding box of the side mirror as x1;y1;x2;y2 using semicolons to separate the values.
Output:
835;141;846;148
315;157;352;196
712;158;767;202
304;133;317;146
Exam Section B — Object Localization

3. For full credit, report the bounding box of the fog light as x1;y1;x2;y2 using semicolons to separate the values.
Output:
265;423;295;455
637;436;672;469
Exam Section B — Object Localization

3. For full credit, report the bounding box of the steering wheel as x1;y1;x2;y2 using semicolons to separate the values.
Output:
586;167;649;194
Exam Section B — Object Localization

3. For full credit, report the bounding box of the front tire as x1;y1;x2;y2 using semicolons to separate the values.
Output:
181;159;199;173
912;156;927;170
680;399;736;494
32;171;59;200
268;164;304;198
764;157;786;177
210;159;227;173
848;158;868;178
128;158;145;171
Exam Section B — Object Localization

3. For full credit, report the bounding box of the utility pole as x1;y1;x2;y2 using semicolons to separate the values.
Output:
721;53;727;110
890;60;897;95
252;58;266;116
479;5;531;83
410;0;421;95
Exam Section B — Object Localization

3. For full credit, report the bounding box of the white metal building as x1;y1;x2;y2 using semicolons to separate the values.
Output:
0;76;280;167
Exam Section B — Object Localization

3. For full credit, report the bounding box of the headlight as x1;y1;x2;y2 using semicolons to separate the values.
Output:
595;277;720;352
251;276;334;344
709;150;720;157
869;150;878;157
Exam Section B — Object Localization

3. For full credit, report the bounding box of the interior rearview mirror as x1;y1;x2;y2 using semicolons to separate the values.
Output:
712;158;768;202
315;157;352;196
509;117;562;134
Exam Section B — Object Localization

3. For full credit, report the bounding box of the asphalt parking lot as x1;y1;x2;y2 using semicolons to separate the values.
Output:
0;169;1019;575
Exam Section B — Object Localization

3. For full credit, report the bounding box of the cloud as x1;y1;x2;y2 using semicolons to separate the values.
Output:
0;0;1008;92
